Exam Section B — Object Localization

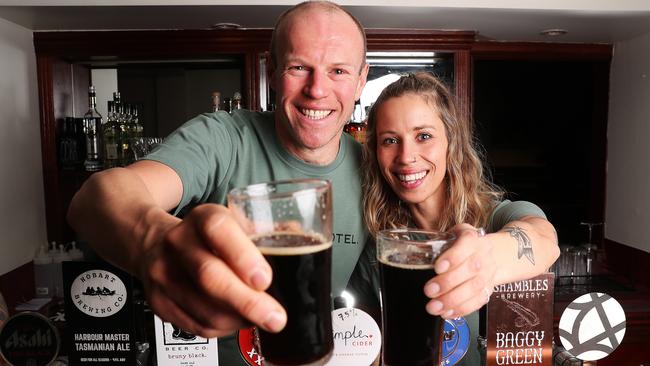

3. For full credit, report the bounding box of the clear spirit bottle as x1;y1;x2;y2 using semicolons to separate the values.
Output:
131;104;144;139
116;102;130;166
232;91;243;111
82;86;104;171
103;101;120;168
223;97;232;114
122;104;140;166
211;91;221;112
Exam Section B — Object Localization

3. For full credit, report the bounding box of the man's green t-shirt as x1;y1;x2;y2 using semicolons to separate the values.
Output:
145;109;368;365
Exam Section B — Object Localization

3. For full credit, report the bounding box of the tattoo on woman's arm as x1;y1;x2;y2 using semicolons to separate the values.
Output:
505;226;535;265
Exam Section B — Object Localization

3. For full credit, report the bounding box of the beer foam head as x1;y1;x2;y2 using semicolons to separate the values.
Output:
378;251;436;269
253;231;332;256
377;228;453;267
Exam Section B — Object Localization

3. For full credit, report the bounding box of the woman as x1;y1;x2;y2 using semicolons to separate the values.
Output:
361;72;559;364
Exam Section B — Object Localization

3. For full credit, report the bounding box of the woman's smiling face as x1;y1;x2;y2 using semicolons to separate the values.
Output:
375;94;449;207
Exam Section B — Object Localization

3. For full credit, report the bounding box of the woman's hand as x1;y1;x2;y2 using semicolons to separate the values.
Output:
423;223;496;318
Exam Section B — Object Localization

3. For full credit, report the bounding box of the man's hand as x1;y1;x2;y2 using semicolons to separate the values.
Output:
138;204;287;338
423;224;496;319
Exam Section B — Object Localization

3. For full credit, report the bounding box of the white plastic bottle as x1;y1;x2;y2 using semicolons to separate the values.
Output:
52;244;69;298
33;244;54;298
48;241;57;258
68;241;85;261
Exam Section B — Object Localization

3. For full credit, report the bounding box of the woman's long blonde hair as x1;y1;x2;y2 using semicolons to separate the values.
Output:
362;72;503;236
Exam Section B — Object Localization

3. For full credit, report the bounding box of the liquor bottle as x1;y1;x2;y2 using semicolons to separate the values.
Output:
112;91;123;132
82;86;104;171
123;103;131;125
124;103;133;138
131;104;144;139
122;104;141;166
59;117;80;169
232;91;243;111
116;102;130;166
112;91;124;165
103;101;120;168
113;91;121;106
223;97;232;114
343;100;367;144
211;91;221;112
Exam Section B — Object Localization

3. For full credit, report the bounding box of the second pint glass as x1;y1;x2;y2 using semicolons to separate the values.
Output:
228;179;334;366
377;229;454;366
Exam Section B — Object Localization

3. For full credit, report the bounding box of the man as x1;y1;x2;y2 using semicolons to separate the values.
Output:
68;1;370;363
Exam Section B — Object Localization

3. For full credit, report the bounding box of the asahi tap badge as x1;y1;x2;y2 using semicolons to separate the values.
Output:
559;292;626;361
0;312;60;366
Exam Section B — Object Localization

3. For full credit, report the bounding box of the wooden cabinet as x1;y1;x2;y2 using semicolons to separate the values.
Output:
35;29;270;242
34;28;477;243
33;29;612;247
34;26;650;366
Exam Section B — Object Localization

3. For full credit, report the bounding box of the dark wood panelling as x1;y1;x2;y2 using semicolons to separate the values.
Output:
34;29;273;59
472;40;612;60
454;50;471;123
37;55;61;242
52;61;72;119
243;51;257;111
38;56;92;242
72;63;90;117
0;262;34;315
366;29;475;50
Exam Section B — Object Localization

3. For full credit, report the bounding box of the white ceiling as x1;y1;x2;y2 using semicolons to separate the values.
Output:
1;0;650;43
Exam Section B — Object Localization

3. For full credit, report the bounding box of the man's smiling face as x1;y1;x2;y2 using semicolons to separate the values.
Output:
270;7;367;164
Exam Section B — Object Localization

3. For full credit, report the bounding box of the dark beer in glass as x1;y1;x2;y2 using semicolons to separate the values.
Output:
254;232;333;365
228;179;333;366
377;229;453;366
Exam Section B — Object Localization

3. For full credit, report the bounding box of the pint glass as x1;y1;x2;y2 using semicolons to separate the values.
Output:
228;179;334;366
377;229;454;366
